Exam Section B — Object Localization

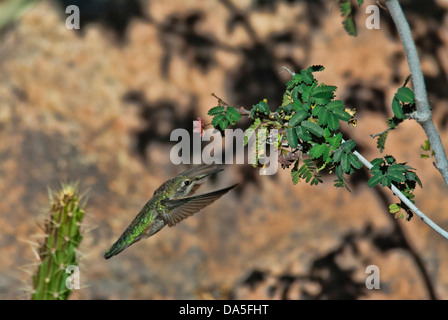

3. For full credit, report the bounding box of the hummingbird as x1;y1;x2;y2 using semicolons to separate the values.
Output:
104;164;237;259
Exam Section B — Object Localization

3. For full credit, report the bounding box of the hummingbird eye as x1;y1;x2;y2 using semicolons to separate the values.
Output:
184;180;191;186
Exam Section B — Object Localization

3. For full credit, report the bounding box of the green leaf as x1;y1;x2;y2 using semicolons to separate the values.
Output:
370;158;384;167
289;110;309;127
301;120;324;137
367;174;383;187
348;153;363;169
281;104;293;115
296;159;322;186
328;132;342;150
326;100;345;111
389;203;400;214
420;140;431;151
327;113;340;131
311;176;323;186
317;109;330;126
291;160;300;185
384;155;396;165
339;0;357;37
295;126;311;142
331;107;351;122
312;93;334;105
225;107;242;123
388;163;407;173
405;170;417;181
395;87;415;104
309;143;328;159
387;167;406;183
343;15;357;37
313;84;337;97
292;100;303;112
211;114;225;129
312;105;323;117
341;139;356;152
219;119;229;131
340;0;351;17
257;101;270;115
334;179;345;189
208;106;225;116
415;175;423;188
376;131;389;153
282;93;292;106
286;127;299;149
291;86;300;101
286;74;303;89
341;152;350;173
335;163;344;180
302;83;315;101
381;176;392;187
307;65;325;73
333;148;343;163
392;98;405;119
302;100;312;112
301;70;314;84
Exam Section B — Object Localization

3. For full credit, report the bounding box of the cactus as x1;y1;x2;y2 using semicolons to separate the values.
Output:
31;183;84;300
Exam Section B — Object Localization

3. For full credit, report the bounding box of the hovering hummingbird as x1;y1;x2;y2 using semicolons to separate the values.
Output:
104;164;237;259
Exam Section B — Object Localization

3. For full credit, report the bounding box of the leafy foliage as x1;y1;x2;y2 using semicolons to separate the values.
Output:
338;0;364;37
209;106;242;130
420;139;435;159
207;66;422;223
367;155;421;220
292;159;322;186
372;80;417;153
376;130;389;153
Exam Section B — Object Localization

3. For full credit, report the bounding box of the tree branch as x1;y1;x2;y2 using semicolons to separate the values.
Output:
385;0;448;187
350;142;448;240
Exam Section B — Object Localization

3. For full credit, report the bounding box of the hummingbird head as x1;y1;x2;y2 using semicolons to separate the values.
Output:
155;164;224;199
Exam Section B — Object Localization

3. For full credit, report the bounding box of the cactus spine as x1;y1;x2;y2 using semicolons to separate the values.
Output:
31;184;84;300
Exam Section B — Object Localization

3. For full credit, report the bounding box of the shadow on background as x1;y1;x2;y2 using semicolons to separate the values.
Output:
55;0;147;40
240;217;437;299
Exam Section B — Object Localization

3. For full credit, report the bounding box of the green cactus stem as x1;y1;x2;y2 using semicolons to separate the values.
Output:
31;183;84;300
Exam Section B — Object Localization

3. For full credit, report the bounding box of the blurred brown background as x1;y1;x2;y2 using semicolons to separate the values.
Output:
0;0;448;300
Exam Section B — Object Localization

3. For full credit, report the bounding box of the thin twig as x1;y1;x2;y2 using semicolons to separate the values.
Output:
349;139;448;240
370;127;391;139
385;0;448;187
281;66;296;76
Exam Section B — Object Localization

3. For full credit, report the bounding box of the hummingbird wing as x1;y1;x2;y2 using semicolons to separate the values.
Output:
161;184;237;227
180;163;223;177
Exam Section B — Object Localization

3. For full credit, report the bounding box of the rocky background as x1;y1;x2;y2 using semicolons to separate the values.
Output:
0;0;448;300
